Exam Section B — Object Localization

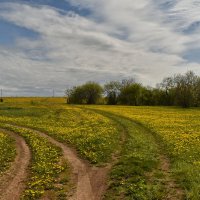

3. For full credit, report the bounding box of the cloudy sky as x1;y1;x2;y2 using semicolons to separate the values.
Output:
0;0;200;96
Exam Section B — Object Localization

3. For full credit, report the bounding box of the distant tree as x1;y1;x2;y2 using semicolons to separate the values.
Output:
121;78;136;88
82;82;103;104
193;77;200;106
174;71;198;107
104;81;121;105
66;86;85;104
66;82;103;104
140;87;155;105
159;76;176;105
66;70;200;108
119;83;142;105
151;88;168;105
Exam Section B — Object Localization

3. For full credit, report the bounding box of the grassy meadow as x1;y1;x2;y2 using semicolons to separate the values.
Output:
0;97;199;199
87;105;200;199
0;131;16;175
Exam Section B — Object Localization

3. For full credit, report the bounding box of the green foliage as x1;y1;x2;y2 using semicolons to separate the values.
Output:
159;71;199;107
104;81;121;105
98;112;167;200
91;105;200;199
66;82;103;104
0;123;66;199
119;83;143;105
0;132;16;175
67;71;200;107
0;103;119;164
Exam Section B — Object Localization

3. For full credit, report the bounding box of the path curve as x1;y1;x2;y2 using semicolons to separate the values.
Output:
9;125;110;200
0;128;31;200
159;155;184;200
89;109;184;200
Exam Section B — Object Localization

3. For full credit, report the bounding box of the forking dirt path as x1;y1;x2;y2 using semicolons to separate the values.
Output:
0;128;31;200
0;114;184;200
7;125;111;200
34;129;110;200
89;109;184;200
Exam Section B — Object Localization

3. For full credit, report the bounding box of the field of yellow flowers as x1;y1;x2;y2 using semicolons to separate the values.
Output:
0;98;199;199
0;101;118;164
0;131;16;175
0;123;67;199
0;98;120;199
88;105;200;199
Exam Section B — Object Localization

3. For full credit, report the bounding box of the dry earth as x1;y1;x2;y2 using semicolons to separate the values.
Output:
0;128;31;200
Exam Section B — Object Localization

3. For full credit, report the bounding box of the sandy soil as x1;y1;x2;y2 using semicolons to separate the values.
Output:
14;127;110;200
159;155;184;200
0;123;184;200
0;128;31;200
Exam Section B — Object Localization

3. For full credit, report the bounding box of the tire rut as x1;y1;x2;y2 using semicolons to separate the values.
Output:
159;155;184;200
9;125;110;200
0;128;31;200
88;109;185;200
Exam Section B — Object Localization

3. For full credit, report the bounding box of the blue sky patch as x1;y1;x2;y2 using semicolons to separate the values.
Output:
0;19;39;46
0;0;91;16
156;0;175;10
183;21;200;34
183;48;200;63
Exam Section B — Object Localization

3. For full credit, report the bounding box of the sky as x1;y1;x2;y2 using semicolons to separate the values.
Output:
0;0;200;96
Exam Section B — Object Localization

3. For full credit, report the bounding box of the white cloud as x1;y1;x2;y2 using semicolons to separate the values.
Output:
0;1;200;95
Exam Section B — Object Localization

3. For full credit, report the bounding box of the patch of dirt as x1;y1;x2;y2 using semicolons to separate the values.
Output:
0;128;31;200
145;152;184;200
13;126;110;200
159;155;184;200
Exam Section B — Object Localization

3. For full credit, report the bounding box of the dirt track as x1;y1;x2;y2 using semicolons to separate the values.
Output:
0;121;184;200
11;126;110;200
0;129;31;200
159;155;184;200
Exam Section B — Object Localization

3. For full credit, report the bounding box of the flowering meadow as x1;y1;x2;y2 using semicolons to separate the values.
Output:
0;99;120;199
0;103;118;164
0;98;199;199
0;131;16;175
88;105;200;199
0;123;66;199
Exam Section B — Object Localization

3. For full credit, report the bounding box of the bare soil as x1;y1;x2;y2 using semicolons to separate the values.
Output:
159;155;184;200
1;122;183;200
0;128;31;200
14;127;110;200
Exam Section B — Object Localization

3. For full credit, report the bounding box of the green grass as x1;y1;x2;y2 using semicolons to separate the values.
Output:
91;110;170;200
88;105;200;199
1;100;198;199
0;102;119;164
0;123;68;200
0;131;16;175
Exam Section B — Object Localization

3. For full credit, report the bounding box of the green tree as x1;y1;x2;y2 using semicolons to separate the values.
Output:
82;82;103;104
119;83;142;105
104;81;121;105
174;71;198;107
159;76;176;106
140;87;155;105
66;82;103;104
194;77;200;106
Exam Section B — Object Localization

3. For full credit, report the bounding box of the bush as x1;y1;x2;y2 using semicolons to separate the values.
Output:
66;82;103;104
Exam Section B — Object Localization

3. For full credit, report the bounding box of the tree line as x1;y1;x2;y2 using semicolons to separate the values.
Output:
66;71;200;108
